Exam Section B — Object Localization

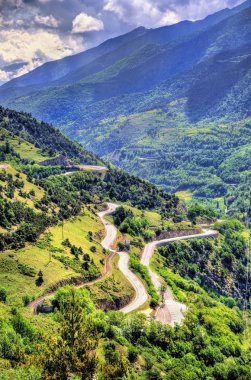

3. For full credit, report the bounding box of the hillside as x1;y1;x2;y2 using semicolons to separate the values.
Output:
0;3;250;212
0;107;250;379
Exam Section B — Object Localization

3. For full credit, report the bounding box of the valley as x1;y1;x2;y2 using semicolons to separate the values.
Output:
0;1;250;378
0;104;250;379
0;2;250;216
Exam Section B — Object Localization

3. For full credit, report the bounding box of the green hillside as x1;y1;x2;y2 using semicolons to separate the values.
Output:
0;0;250;377
0;5;250;213
0;107;250;379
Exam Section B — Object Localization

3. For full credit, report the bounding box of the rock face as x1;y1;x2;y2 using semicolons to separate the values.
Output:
95;294;133;311
39;155;75;167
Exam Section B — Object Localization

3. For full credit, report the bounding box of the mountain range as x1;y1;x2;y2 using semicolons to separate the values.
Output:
0;0;250;207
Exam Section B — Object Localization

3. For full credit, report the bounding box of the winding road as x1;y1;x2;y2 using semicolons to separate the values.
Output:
29;202;218;326
141;228;217;325
98;203;148;313
98;204;218;324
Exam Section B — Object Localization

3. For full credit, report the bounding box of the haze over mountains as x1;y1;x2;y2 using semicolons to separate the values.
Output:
0;0;250;206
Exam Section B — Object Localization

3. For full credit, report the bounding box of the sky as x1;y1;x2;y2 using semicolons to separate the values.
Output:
0;0;245;84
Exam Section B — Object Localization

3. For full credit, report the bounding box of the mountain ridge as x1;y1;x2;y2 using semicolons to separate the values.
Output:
0;1;250;209
1;0;251;94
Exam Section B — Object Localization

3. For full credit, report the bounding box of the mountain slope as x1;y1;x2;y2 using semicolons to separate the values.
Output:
0;110;250;380
0;3;250;209
3;6;250;125
1;0;251;100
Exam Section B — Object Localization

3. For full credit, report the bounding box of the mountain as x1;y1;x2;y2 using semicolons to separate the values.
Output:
2;0;250;94
0;106;250;379
0;1;250;208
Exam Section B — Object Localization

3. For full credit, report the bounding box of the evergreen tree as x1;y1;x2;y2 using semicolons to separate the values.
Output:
41;288;97;380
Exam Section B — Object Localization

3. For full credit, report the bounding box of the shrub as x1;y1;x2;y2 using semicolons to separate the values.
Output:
0;287;7;302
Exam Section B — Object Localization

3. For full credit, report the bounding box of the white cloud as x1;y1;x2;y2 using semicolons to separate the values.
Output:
0;28;84;81
72;12;104;34
0;69;10;82
103;0;244;27
34;14;59;28
104;0;179;27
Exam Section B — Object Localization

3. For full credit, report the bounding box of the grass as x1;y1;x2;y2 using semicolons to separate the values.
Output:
0;163;44;209
0;127;51;162
49;207;106;271
87;254;135;308
0;205;106;308
176;190;193;201
0;247;77;307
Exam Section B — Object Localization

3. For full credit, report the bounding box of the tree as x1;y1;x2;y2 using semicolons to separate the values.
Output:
36;270;44;286
41;288;97;380
0;287;7;302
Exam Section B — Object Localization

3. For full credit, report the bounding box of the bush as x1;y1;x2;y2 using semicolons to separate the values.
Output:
0;287;7;302
22;295;30;306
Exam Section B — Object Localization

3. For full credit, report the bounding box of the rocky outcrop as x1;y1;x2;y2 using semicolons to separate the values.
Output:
38;155;75;167
95;294;133;311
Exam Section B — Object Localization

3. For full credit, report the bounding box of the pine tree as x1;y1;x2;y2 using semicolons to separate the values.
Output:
41;288;97;379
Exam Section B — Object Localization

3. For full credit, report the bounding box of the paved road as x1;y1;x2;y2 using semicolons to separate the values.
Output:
98;203;148;313
98;205;217;320
141;229;217;267
97;203;118;251
0;164;10;170
29;201;217;322
141;229;218;325
79;165;107;171
118;251;148;313
65;165;107;175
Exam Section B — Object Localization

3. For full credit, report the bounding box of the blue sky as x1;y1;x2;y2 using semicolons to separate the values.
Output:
0;0;245;83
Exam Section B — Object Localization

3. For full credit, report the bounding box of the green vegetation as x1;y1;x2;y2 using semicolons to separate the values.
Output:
157;219;249;304
1;278;250;379
1;5;250;218
0;105;250;379
187;203;216;223
0;106;179;315
113;206;155;241
87;254;135;310
129;253;159;307
0;106;99;164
